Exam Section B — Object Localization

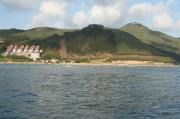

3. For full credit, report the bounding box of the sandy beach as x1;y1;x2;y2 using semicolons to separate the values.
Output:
0;60;178;67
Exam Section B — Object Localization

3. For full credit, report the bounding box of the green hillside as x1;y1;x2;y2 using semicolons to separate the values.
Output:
64;25;116;55
0;24;180;63
0;29;25;52
64;25;162;55
121;23;180;55
0;28;24;36
13;27;75;39
0;28;24;43
0;27;74;53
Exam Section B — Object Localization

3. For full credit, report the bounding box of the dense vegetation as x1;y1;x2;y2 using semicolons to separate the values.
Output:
0;23;180;63
64;24;180;62
13;27;75;39
64;25;116;55
0;55;32;62
64;25;160;55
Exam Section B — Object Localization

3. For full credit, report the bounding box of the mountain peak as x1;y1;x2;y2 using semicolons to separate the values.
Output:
81;24;104;31
124;22;148;29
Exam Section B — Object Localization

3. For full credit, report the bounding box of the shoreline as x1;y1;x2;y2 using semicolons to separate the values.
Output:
0;61;179;67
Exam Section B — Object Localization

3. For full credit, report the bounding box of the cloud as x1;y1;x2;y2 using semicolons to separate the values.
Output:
0;0;37;9
29;0;67;27
166;0;176;6
30;0;127;28
71;0;127;27
72;11;88;27
152;13;173;30
129;3;153;19
40;0;67;18
128;1;179;31
30;14;46;27
175;20;180;30
128;2;167;20
89;3;123;25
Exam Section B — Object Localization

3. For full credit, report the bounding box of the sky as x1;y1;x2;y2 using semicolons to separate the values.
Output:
0;0;180;37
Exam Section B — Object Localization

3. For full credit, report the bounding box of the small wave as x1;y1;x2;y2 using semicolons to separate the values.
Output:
12;93;39;98
24;100;36;103
0;117;26;119
0;105;6;108
63;65;73;68
8;89;19;92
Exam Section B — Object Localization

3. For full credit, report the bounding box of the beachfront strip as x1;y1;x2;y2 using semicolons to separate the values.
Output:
3;45;43;61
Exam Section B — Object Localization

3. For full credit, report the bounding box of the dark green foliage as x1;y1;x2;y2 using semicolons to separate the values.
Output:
64;25;117;55
7;55;32;61
0;28;24;36
41;52;61;60
0;44;7;53
15;34;61;51
64;24;167;56
0;55;32;62
104;55;175;63
0;29;25;52
74;58;90;63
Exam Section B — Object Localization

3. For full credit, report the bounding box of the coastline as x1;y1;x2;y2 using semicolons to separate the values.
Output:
0;61;178;67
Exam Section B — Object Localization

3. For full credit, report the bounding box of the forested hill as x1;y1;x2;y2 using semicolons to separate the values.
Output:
0;23;180;63
64;25;162;55
62;24;180;62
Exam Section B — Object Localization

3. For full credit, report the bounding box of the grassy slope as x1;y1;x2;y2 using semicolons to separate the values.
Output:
13;27;75;39
0;27;75;52
0;28;24;36
121;23;180;55
114;30;163;55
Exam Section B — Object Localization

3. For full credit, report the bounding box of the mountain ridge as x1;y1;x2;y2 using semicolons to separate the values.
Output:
0;23;180;63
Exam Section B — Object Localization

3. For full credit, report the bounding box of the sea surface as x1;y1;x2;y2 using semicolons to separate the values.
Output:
0;64;180;119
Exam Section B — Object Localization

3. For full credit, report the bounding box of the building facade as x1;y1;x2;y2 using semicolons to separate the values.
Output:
3;45;42;61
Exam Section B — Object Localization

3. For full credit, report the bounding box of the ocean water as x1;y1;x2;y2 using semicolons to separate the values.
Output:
0;64;180;119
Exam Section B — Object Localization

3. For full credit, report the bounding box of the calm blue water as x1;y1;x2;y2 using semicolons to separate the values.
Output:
0;64;180;119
